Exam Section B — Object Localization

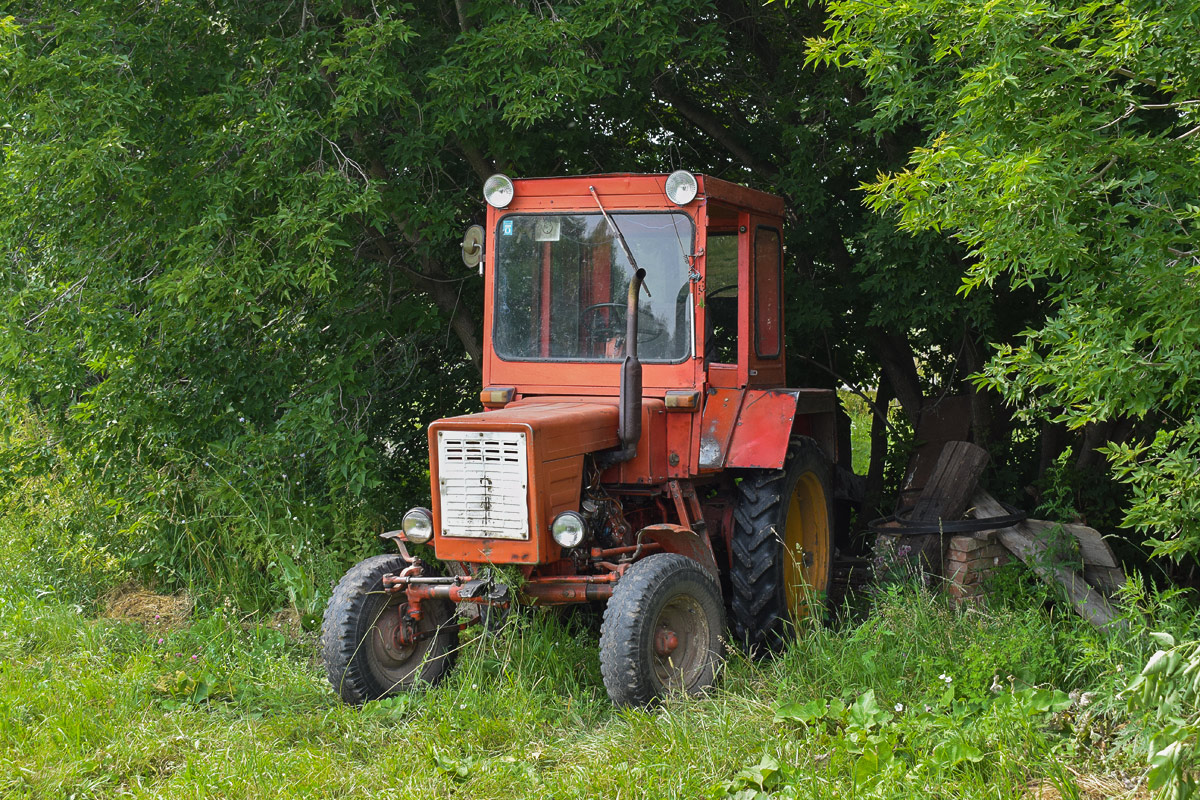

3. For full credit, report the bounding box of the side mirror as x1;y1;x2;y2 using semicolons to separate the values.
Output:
461;225;485;275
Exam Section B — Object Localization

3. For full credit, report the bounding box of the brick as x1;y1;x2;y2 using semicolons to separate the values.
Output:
945;558;971;574
946;583;969;599
948;582;984;601
948;536;990;554
944;534;1011;607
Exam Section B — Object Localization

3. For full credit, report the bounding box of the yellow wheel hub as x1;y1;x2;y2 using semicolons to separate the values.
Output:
782;471;830;617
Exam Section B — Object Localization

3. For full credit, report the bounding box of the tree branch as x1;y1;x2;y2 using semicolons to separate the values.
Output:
653;77;779;179
457;139;493;184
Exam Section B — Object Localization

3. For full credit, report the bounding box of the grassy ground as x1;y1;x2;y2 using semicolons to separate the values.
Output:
0;551;1156;799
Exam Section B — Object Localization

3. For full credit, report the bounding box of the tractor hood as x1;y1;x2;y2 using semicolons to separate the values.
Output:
425;398;622;565
430;398;621;460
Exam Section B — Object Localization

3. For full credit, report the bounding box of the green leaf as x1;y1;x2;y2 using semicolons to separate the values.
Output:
774;698;828;724
1145;650;1173;676
1018;688;1073;714
849;689;893;730
932;738;985;767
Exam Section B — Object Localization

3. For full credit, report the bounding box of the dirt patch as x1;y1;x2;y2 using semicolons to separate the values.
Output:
1028;771;1147;800
102;583;192;629
268;606;303;637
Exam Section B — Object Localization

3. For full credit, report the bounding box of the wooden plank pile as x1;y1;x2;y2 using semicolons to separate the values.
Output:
878;440;1126;631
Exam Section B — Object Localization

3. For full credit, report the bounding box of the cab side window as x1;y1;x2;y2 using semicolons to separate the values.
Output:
704;233;739;364
754;227;781;359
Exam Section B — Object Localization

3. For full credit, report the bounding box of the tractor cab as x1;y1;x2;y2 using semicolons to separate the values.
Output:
322;172;843;709
479;172;787;403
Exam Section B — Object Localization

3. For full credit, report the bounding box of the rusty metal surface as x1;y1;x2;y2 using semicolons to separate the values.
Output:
698;387;744;469
724;388;800;469
707;386;846;471
522;579;616;604
636;523;719;579
611;399;667;484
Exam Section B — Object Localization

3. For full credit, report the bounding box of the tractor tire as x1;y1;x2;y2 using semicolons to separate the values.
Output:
599;553;725;707
321;554;458;704
730;437;833;654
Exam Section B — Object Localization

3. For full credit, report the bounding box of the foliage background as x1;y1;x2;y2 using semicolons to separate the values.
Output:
1;0;1196;610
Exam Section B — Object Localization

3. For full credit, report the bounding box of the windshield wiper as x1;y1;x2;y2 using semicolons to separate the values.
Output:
588;185;651;300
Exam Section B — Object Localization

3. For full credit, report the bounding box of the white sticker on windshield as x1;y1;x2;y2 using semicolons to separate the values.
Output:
502;220;514;236
534;218;560;242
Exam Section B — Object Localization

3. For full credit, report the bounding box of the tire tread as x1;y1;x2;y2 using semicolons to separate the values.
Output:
728;438;831;653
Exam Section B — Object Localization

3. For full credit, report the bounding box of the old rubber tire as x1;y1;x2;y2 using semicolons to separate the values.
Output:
599;553;725;707
321;554;458;704
730;437;833;653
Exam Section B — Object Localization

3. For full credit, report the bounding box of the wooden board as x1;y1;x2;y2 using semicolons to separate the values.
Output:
910;441;989;522
898;395;974;510
883;440;988;578
1020;520;1126;594
970;490;1123;631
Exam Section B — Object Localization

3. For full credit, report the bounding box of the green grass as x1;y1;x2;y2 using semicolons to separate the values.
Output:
0;567;1150;800
840;390;875;476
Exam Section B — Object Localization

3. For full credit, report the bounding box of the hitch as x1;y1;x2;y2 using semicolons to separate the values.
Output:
381;569;512;627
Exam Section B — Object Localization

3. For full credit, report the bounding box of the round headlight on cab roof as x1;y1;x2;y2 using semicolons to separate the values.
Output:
551;511;587;549
665;170;698;205
402;507;434;543
483;173;515;208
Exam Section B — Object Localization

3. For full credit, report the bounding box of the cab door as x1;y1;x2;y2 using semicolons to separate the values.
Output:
747;218;785;387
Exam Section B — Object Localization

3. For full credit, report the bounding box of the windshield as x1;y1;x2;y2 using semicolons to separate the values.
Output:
492;213;694;363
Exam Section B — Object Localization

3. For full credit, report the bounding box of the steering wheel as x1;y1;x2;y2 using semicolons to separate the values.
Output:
581;303;667;344
705;284;738;300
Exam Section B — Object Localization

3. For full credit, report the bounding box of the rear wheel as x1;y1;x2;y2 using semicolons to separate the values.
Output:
321;554;458;704
599;553;725;707
730;437;833;653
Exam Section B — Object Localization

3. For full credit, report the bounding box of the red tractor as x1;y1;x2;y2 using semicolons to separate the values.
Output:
322;171;849;706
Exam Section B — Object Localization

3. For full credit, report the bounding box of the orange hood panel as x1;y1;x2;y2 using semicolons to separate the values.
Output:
426;399;621;565
434;399;620;460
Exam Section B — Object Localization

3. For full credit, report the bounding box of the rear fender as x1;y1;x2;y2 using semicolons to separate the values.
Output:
702;388;838;470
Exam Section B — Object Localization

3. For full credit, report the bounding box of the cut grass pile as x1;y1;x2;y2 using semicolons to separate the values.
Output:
0;568;1151;799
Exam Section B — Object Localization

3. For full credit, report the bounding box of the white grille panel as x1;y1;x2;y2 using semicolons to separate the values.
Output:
436;430;529;540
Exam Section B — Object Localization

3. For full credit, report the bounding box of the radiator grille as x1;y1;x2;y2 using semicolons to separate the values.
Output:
436;430;529;540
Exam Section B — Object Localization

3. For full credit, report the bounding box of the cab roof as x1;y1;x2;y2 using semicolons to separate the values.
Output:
507;173;785;218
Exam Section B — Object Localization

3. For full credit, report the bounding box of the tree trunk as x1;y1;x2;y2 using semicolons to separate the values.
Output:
863;377;895;517
871;328;923;426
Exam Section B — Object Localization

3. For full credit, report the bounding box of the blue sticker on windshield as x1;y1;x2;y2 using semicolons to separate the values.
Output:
502;220;514;236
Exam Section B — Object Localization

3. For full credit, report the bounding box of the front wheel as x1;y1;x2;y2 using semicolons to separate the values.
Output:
321;554;458;704
599;553;725;707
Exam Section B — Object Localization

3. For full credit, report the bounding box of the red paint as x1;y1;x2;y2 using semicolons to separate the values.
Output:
725;389;801;469
698;387;745;470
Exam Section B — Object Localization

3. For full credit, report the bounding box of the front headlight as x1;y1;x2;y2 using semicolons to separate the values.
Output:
483;173;515;208
402;507;434;543
551;511;587;549
664;170;698;205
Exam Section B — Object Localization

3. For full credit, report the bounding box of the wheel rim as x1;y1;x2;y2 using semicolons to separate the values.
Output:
782;471;830;617
366;595;436;691
651;592;711;694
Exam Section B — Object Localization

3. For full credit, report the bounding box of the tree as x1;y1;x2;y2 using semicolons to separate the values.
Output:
809;0;1200;557
0;0;1038;604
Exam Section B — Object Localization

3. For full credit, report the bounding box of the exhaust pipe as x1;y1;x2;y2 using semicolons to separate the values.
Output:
586;185;645;468
618;268;646;459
